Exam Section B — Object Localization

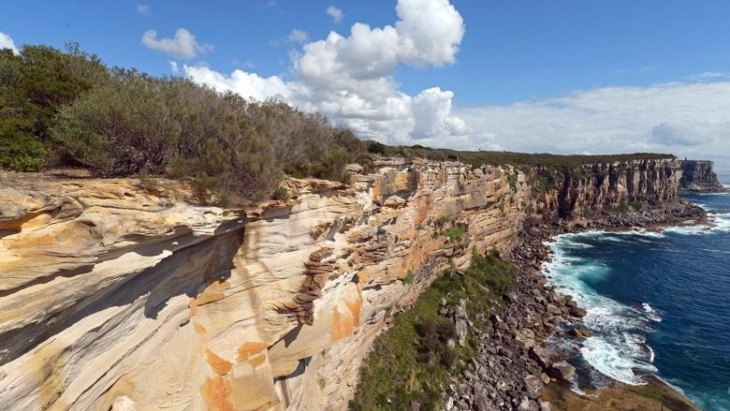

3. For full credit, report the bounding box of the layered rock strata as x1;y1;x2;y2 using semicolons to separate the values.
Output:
680;160;725;192
0;157;699;411
440;209;704;411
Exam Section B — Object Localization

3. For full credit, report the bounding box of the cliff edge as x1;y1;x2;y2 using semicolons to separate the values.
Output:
680;160;725;192
0;157;702;411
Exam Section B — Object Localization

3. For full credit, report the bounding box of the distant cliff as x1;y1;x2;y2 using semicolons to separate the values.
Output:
0;157;701;411
680;160;725;192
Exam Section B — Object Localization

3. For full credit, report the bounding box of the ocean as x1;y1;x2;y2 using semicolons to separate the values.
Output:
543;175;730;411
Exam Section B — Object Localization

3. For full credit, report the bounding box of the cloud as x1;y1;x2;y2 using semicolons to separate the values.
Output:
136;4;150;15
649;122;727;146
287;29;309;44
0;32;19;54
411;88;468;139
178;0;729;165
327;6;344;23
182;64;292;102
457;82;730;158
184;0;467;144
687;71;727;82
142;28;213;59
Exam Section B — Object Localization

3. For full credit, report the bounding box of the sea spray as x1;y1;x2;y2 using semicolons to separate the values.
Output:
545;191;730;411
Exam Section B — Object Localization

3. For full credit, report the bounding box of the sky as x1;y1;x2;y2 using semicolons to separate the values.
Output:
1;0;729;171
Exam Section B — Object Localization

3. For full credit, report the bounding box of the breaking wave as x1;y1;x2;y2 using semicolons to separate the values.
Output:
543;234;658;386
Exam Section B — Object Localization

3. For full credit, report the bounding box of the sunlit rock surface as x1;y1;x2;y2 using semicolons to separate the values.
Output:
0;158;685;411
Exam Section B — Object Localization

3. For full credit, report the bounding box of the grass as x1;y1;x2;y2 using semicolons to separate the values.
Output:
271;186;290;201
349;250;518;411
442;223;468;243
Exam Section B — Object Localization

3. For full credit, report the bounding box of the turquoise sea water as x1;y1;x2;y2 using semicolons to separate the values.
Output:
544;179;730;411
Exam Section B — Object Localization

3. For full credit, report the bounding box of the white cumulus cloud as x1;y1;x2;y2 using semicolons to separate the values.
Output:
142;28;212;59
327;6;344;23
457;81;730;161
0;32;19;55
184;0;467;144
182;64;292;102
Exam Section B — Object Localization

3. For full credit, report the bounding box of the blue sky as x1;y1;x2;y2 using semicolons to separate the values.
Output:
2;1;729;168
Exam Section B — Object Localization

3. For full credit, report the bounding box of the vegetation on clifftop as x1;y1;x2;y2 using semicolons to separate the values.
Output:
2;42;674;203
349;250;517;411
1;44;368;202
365;142;674;170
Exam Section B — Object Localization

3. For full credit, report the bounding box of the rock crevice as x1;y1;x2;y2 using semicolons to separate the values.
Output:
0;158;701;411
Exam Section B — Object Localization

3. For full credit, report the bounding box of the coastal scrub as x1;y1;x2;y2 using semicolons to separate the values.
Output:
349;250;517;411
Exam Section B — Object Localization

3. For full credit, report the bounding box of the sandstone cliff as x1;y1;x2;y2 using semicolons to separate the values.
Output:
680;160;724;192
0;157;694;411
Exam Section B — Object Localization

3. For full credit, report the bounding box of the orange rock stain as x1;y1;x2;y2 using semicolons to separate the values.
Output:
201;376;236;411
194;321;207;335
189;297;198;316
247;352;267;369
205;349;233;376
236;341;269;362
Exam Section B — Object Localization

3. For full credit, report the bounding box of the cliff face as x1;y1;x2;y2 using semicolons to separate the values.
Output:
0;158;691;411
680;160;725;192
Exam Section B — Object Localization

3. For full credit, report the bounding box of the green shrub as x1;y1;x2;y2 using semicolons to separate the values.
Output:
136;172;160;193
507;172;518;190
442;223;468;243
538;174;556;191
350;250;518;411
402;270;415;284
272;186;290;201
0;121;46;171
434;216;449;228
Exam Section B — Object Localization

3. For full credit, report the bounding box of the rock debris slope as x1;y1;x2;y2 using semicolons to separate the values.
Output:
0;157;694;411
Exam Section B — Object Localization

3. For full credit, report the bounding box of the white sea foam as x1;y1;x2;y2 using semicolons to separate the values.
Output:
659;206;730;235
642;303;663;322
543;233;659;386
581;336;656;385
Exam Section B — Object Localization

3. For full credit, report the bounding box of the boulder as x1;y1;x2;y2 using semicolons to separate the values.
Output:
517;397;539;411
569;306;587;318
569;326;595;338
455;299;468;320
456;319;468;347
546;304;561;315
550;361;576;381
523;375;543;399
384;195;407;208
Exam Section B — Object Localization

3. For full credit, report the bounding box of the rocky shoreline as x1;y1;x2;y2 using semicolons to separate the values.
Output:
440;201;706;411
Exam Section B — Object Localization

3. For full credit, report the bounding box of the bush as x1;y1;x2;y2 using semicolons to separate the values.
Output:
350;251;518;411
0;44;107;171
272;186;290;201
0;120;46;171
508;172;518;190
442;223;468;243
51;71;364;201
